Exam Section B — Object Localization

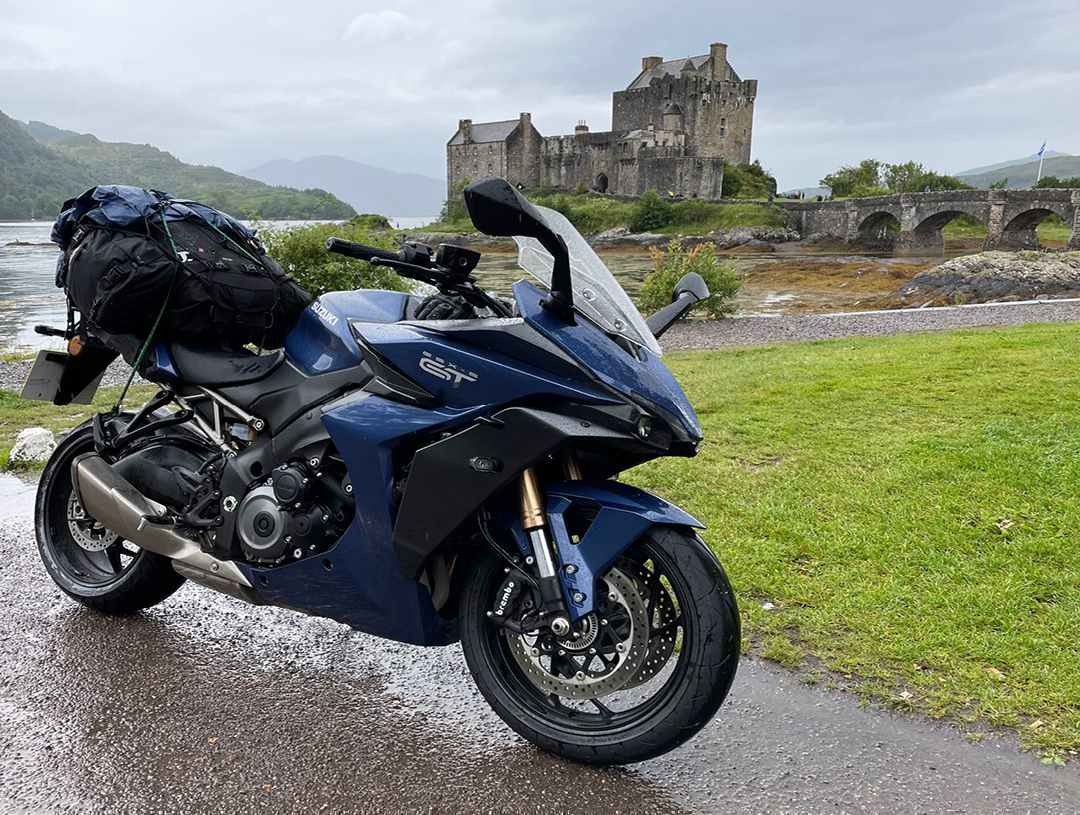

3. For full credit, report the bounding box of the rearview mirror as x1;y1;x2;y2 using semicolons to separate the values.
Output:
463;178;575;320
464;177;550;240
674;272;709;303
646;272;711;340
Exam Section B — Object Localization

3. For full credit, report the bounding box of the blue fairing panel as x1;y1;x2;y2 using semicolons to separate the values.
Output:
141;342;180;383
513;280;702;440
544;480;703;622
285;290;412;375
241;391;481;646
353;321;619;408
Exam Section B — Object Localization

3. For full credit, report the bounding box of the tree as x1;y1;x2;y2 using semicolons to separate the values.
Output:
820;159;882;197
883;161;927;193
1034;176;1080;189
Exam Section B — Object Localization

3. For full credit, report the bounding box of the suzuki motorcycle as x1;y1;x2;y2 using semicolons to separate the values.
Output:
32;178;739;765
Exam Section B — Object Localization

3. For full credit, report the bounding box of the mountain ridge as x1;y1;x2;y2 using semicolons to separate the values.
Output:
0;109;356;220
957;151;1071;178
956;154;1080;189
243;155;445;217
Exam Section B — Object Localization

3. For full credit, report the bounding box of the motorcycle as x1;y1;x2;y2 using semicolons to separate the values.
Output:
31;178;739;765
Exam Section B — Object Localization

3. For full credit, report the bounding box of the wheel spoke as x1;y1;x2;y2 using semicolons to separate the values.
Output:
106;546;123;573
652;614;684;640
589;698;614;719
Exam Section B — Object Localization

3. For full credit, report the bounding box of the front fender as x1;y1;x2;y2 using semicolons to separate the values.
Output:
544;480;703;621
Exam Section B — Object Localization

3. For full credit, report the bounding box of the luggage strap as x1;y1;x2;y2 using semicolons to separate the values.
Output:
111;209;181;414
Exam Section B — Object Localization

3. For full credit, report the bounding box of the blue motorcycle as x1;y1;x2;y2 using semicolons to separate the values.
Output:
34;178;739;765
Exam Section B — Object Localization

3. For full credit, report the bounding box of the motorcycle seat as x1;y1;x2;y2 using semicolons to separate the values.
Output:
165;342;286;388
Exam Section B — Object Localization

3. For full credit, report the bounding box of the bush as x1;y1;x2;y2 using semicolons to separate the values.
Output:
638;240;741;319
629;190;674;232
259;220;410;297
439;180;470;225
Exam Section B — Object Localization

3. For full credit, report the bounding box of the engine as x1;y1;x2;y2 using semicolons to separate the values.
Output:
235;462;349;564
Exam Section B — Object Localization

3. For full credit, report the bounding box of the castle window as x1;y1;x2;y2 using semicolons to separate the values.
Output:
720;117;727;136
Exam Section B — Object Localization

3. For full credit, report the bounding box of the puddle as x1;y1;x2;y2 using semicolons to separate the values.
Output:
0;471;36;522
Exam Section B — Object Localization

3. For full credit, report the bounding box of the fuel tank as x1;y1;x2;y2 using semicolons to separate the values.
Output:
284;290;415;375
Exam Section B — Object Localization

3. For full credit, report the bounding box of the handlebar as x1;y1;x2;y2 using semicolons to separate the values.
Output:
325;237;405;264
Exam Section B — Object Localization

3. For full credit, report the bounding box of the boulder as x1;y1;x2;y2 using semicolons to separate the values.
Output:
894;251;1080;307
8;427;56;467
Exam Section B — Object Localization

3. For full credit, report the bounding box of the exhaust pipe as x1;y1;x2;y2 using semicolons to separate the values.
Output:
71;453;254;592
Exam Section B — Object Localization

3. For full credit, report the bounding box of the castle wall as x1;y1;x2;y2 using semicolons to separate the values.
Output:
446;141;507;197
612;72;755;165
506;116;543;189
639;154;726;200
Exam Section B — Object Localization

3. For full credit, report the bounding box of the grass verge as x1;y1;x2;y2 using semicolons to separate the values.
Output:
630;324;1080;756
0;386;157;468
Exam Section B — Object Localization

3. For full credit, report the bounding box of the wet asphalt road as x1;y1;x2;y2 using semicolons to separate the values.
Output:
1;473;1078;815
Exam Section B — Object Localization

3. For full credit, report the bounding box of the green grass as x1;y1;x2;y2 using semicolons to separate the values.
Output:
628;324;1080;755
0;386;156;467
942;214;1072;244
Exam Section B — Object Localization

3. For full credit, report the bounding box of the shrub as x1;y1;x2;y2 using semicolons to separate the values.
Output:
259;220;410;297
638;240;741;319
629;190;674;232
439;180;470;225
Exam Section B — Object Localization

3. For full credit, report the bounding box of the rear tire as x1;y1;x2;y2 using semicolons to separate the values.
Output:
460;526;739;765
35;422;185;614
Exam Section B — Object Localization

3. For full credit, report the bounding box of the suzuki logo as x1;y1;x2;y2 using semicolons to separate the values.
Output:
419;351;478;388
311;301;339;327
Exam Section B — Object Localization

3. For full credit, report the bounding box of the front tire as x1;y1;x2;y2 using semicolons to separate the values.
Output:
460;526;739;765
35;422;185;614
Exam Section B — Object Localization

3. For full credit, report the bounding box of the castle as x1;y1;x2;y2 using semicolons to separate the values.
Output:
446;42;757;201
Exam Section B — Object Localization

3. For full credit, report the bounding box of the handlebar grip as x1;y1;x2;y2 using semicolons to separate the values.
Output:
325;237;403;263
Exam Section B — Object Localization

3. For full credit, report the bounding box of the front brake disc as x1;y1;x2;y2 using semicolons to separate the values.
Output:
505;565;649;700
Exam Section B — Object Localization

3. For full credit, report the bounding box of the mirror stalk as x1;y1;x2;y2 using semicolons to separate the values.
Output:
540;235;575;322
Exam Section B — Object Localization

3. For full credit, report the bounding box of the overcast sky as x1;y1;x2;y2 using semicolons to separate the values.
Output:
2;0;1077;188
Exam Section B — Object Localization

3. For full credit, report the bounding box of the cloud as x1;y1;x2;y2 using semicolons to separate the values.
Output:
343;10;413;42
0;0;1077;187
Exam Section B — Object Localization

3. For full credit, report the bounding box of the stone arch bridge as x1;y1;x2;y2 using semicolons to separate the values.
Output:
779;189;1080;254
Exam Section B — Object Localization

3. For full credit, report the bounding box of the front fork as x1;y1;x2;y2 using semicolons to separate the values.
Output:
516;452;581;637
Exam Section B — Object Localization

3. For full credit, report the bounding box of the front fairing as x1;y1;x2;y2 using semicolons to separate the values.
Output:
513;279;702;444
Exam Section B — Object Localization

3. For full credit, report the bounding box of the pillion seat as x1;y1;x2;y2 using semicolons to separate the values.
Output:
142;342;285;388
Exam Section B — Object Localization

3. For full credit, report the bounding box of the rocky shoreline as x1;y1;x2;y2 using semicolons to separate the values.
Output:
893;251;1080;307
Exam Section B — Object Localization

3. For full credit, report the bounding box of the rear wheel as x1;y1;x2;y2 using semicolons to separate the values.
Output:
460;526;739;765
35;423;185;614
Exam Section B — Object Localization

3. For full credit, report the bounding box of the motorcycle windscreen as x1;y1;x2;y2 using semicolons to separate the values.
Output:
514;206;663;357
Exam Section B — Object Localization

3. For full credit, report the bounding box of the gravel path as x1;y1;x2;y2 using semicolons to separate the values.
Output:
4;299;1080;392
0;358;141;391
664;298;1080;350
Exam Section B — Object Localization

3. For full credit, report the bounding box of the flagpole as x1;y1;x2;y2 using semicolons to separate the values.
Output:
1036;139;1046;184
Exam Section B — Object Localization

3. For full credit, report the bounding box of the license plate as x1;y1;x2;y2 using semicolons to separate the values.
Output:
20;350;103;405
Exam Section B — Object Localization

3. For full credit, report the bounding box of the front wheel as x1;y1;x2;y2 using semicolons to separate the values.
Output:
460;526;740;765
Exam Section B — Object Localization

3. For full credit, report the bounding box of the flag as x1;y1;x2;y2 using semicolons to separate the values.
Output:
1037;141;1046;158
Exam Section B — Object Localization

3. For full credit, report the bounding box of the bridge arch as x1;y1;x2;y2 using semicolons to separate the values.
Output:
1000;208;1063;250
854;209;901;249
896;203;991;256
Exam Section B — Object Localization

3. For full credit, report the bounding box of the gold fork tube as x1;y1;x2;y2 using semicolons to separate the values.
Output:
518;467;546;531
562;450;583;481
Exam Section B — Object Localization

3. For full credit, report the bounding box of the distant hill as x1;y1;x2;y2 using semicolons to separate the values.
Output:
244;155;445;217
0;109;356;221
0;110;96;220
958;153;1080;189
957;151;1070;177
